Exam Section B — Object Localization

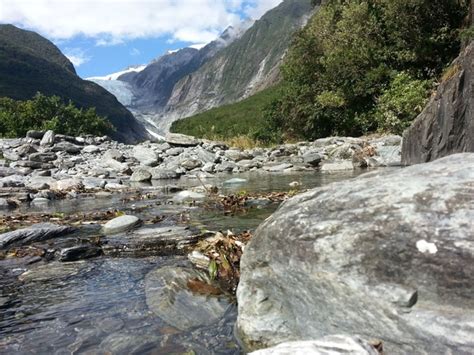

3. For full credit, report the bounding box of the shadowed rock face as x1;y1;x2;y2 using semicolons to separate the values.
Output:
236;153;474;353
402;42;474;165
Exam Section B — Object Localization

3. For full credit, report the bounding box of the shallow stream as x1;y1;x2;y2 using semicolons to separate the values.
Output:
0;170;363;354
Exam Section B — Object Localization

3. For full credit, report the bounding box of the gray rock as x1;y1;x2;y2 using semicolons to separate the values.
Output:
402;42;473;165
302;151;322;166
150;167;180;179
250;336;379;355
0;223;76;249
29;152;56;163
130;168;152;182
132;146;160;166
104;149;125;162
215;161;238;172
26;177;55;190
180;158;202;170
102;158;130;174
165;147;184;156
263;163;293;172
145;266;231;330
225;149;253;162
102;215;141;235
0;198;16;210
53;178;83;192
17;144;38;156
52;142;81;154
2;150;21;161
19;261;91;282
165;133;201;147
103;226;200;256
58;244;102;261
40;130;55;146
82;145;100;154
320;160;353;172
0;175;26;188
237;153;474;353
26;130;45;139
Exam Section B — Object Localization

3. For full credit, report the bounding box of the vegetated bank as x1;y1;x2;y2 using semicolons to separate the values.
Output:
0;93;113;138
172;0;469;145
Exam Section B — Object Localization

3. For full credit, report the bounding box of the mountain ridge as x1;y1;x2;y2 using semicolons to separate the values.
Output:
0;24;149;143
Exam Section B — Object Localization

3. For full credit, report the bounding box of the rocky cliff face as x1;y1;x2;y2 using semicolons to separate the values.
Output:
402;41;474;165
0;25;149;144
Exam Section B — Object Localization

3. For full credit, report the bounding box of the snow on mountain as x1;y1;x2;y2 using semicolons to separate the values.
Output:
87;65;146;81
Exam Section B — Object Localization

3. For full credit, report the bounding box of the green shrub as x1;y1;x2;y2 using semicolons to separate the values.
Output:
265;0;468;140
374;73;432;135
0;93;113;138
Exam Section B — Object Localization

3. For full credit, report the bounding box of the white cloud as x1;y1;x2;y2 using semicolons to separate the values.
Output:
0;0;283;44
64;47;90;67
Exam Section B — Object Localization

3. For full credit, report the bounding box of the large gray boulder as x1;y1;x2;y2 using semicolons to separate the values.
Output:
250;336;379;355
402;42;474;165
237;153;474;353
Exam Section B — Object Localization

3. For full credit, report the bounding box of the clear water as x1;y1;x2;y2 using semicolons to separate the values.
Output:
0;170;365;354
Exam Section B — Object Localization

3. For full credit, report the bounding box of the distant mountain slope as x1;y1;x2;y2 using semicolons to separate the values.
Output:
0;24;149;143
119;24;251;112
162;0;314;124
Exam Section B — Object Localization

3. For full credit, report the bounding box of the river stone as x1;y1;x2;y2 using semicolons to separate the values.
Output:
53;178;84;191
250;336;379;355
320;160;354;172
102;226;200;256
0;198;16;210
102;215;141;235
263;163;293;172
58;244;102;261
52;141;81;154
130;168;152;182
166;133;201;147
145;266;231;331
237;153;474;353
302;151;322;166
150;167;180;180
40;130;55;146
82;144;100;154
0;223;76;249
26;130;45;139
104;149;125;162
133;146;160;167
19;261;91;282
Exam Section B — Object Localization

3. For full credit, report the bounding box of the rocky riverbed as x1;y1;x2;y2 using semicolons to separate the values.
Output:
1;131;388;354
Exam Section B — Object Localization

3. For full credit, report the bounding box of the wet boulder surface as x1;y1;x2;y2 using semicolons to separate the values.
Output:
237;153;474;353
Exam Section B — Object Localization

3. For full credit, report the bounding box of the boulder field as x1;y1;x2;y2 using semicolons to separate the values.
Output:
236;153;474;353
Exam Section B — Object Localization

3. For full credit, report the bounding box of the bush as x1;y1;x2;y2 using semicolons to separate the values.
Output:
0;93;113;138
265;0;468;140
374;73;432;135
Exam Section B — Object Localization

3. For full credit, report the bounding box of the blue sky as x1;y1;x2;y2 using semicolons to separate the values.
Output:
0;0;282;78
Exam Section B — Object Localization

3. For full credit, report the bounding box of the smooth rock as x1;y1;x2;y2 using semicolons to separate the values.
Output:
53;178;83;191
102;215;141;235
165;133;201;147
145;266;231;330
320;160;354;172
250;336;379;355
26;130;45;139
40;130;55;146
58;244;102;261
104;149;125;162
130;168;152;182
82;145;100;154
173;190;206;203
237;153;474;353
132;146;160;167
103;226;200;256
263;163;293;172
